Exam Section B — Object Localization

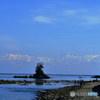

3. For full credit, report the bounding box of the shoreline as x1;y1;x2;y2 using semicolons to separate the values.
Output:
0;79;80;85
1;79;100;100
37;81;100;100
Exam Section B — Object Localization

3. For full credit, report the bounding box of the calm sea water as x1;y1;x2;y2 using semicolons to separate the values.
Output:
0;73;97;100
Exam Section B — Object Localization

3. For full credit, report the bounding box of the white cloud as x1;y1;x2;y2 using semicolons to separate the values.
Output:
62;9;100;26
32;8;95;26
33;16;54;23
81;16;100;25
63;9;77;15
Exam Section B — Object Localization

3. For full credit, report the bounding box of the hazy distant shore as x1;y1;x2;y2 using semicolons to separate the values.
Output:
0;73;95;76
37;81;100;100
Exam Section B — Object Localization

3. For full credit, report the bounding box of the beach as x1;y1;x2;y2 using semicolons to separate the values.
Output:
37;81;100;100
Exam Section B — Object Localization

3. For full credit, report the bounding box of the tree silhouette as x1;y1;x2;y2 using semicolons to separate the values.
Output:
33;62;50;79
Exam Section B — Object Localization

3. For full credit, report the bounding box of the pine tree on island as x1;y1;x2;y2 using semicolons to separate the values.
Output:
33;62;50;79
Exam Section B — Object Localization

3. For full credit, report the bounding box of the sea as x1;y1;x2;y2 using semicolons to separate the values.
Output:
0;73;98;100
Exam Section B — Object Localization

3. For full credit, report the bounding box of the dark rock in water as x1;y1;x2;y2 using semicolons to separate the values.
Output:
14;75;34;78
91;75;100;78
33;62;50;79
13;62;50;79
29;75;34;78
14;76;28;78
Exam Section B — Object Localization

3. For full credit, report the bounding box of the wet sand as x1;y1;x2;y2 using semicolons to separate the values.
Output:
37;81;100;100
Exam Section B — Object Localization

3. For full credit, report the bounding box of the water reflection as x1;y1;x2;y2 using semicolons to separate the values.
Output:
35;79;44;85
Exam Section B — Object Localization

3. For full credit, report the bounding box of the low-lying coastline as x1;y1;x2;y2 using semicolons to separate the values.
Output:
0;79;80;85
1;79;100;100
37;80;100;100
0;80;33;84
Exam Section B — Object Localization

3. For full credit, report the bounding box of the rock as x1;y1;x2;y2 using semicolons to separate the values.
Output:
14;76;28;78
33;63;50;79
91;75;100;78
13;62;50;79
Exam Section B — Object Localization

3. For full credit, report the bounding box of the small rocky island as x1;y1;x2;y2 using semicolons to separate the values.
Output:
91;75;100;78
14;62;50;79
33;62;50;79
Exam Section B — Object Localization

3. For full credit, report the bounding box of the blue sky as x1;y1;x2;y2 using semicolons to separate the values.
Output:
0;0;100;57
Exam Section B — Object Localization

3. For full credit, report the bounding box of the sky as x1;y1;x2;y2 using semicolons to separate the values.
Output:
0;0;100;74
0;0;100;56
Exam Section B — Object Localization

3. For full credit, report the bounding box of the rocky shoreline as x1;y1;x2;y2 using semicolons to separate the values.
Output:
1;79;100;100
37;81;100;100
0;79;79;85
0;80;33;84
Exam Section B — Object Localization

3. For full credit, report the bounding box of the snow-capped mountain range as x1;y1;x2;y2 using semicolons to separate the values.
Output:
0;53;100;63
0;54;100;74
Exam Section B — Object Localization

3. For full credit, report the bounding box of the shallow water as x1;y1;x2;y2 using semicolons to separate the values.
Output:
0;73;97;100
0;83;67;100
